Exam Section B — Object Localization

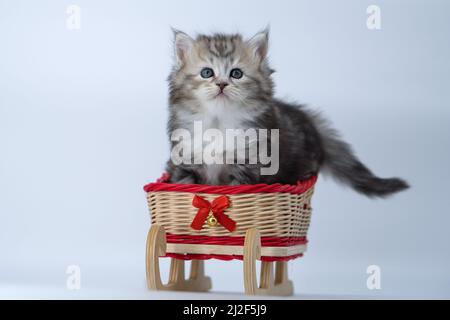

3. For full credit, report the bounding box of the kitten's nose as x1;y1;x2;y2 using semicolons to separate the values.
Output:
216;82;229;91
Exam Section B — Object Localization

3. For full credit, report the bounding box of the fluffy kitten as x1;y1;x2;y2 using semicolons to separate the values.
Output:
165;29;408;197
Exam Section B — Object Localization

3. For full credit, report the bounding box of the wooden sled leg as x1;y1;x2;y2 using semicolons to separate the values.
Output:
243;228;294;296
243;228;261;295
146;224;212;292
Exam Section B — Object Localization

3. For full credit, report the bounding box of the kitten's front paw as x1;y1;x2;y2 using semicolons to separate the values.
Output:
229;179;241;186
171;176;196;184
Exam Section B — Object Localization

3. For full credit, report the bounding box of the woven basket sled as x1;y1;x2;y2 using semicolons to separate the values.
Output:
144;174;317;296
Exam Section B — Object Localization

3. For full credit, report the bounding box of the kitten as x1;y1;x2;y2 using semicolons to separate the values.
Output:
165;29;408;197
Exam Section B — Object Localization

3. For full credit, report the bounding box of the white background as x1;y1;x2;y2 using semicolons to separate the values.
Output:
1;0;449;299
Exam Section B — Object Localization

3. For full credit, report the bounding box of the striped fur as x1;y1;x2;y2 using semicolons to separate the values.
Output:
165;30;409;197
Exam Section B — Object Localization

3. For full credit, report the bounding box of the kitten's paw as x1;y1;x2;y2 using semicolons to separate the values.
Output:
172;176;196;184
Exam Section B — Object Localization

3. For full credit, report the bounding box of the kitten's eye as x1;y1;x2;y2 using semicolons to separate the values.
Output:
230;68;243;79
200;68;214;79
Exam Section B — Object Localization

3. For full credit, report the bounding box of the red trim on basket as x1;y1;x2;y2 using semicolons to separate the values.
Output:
166;234;307;247
163;253;304;262
144;173;317;195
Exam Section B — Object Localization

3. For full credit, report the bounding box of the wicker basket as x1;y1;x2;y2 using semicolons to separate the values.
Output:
144;174;317;261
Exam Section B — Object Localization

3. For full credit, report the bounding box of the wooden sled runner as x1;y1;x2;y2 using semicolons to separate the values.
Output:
144;174;316;296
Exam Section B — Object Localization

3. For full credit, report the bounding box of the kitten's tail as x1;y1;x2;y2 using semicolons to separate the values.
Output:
308;110;409;197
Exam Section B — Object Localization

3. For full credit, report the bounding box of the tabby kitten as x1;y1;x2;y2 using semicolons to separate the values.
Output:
165;29;408;197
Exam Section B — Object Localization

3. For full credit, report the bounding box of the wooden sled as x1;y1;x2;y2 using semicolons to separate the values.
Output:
144;174;316;296
146;225;295;295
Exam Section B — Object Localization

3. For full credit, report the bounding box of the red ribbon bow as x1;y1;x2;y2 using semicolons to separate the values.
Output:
190;195;236;232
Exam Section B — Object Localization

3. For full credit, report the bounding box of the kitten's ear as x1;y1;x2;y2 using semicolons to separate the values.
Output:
172;29;194;65
247;28;269;60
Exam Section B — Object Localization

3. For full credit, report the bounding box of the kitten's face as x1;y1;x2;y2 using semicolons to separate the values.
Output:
169;31;274;109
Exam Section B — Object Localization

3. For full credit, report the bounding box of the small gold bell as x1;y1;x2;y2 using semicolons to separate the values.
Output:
207;215;218;227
